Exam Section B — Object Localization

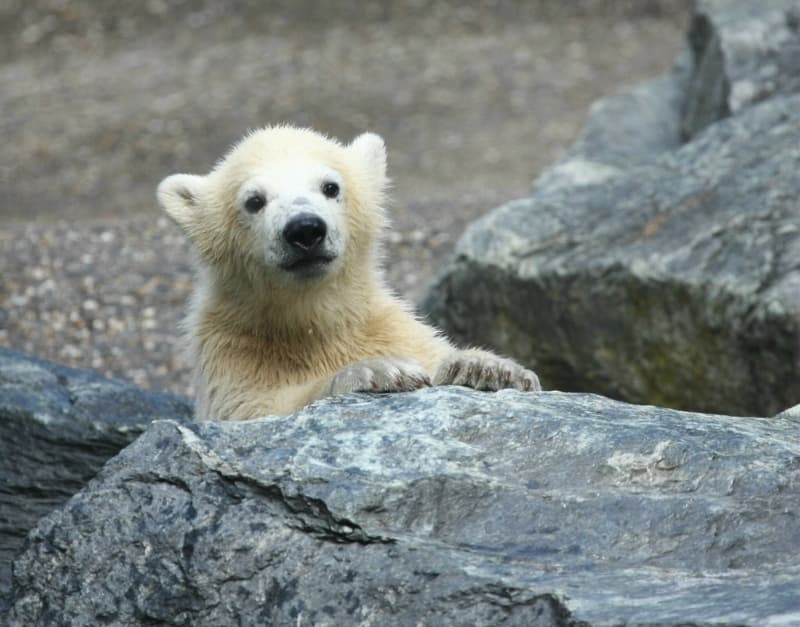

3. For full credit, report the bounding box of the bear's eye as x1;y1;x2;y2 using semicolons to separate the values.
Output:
321;181;340;199
244;193;266;214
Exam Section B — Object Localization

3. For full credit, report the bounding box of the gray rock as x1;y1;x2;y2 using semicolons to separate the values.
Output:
423;1;800;417
682;0;800;139
4;387;800;625
0;348;193;600
425;91;800;417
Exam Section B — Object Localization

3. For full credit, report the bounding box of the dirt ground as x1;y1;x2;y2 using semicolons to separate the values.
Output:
0;0;691;395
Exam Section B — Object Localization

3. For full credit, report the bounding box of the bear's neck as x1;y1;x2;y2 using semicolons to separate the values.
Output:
197;264;390;341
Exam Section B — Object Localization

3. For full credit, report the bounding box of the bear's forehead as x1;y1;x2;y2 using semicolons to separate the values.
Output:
220;132;349;179
231;128;342;161
233;156;339;180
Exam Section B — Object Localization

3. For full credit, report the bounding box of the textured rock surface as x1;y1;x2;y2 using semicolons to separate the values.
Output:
4;387;800;625
424;0;800;417
0;348;193;599
682;0;800;138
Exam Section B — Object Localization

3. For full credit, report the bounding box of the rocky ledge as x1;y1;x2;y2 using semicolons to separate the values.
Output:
3;380;799;625
423;0;800;416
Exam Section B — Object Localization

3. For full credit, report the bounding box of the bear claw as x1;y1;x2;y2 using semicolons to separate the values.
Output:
433;351;540;392
329;357;431;396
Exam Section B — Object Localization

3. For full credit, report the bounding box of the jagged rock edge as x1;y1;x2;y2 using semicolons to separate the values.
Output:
171;421;394;545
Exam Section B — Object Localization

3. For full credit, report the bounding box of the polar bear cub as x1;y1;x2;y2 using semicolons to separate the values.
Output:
158;126;540;420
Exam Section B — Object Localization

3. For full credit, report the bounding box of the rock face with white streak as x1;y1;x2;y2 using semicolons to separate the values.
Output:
3;387;800;625
423;0;800;416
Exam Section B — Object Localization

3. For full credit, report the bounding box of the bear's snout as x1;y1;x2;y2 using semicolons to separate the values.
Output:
283;213;327;253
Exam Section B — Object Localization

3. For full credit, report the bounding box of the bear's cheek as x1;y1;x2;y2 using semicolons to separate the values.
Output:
261;231;291;270
235;212;282;270
325;225;346;260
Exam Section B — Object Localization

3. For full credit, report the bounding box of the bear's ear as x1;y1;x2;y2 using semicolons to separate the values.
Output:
349;132;387;187
157;173;207;232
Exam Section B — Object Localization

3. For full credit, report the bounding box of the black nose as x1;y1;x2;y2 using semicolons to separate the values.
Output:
283;213;327;252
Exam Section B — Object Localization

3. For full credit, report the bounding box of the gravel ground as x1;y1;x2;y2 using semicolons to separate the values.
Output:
0;1;690;397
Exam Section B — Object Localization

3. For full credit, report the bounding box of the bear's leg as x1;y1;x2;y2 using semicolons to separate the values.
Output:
433;349;540;392
327;357;431;395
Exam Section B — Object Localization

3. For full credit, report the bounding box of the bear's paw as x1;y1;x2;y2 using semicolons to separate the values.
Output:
433;351;541;392
328;357;431;395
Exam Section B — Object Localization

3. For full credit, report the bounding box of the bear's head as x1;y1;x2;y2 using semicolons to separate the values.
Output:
157;126;389;295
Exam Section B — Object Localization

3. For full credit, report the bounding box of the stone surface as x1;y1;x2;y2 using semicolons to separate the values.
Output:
0;348;193;600
423;2;800;417
4;387;800;625
681;0;800;139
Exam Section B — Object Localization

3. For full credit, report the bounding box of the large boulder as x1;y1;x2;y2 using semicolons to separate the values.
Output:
423;0;800;417
4;387;800;625
0;348;193;600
